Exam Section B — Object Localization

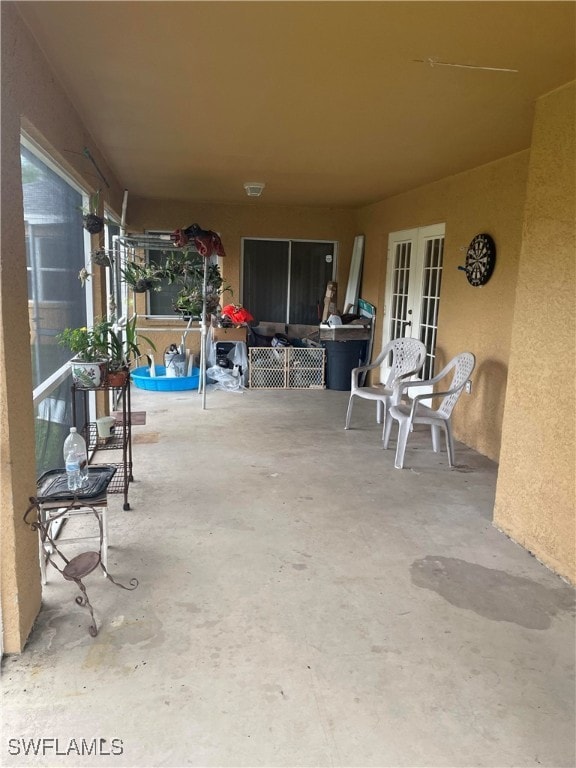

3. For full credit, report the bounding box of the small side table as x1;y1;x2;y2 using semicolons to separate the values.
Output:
25;466;138;638
36;495;109;585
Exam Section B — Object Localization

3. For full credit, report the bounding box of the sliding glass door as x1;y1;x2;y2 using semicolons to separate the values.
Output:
242;238;336;325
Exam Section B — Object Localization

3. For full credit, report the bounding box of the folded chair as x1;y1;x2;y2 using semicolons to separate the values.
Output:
345;337;427;439
384;352;475;469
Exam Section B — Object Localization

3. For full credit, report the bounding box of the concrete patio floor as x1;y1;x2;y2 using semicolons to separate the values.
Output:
2;386;575;768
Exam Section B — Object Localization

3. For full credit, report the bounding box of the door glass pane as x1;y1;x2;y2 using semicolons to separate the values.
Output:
289;242;333;324
419;237;444;379
243;240;289;324
389;241;411;339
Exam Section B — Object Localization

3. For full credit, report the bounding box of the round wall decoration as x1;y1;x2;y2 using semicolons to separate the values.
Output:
464;233;496;286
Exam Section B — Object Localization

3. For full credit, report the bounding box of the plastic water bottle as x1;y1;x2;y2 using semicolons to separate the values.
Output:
63;427;88;491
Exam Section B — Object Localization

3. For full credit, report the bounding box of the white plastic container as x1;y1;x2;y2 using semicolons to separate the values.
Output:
63;427;88;491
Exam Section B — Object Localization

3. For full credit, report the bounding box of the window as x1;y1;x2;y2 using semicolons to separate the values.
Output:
145;231;183;317
21;136;90;475
242;238;337;325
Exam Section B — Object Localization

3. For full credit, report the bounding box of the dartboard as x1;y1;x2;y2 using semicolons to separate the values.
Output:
465;233;496;287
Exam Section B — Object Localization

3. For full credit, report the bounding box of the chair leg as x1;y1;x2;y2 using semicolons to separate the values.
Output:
376;400;383;424
100;506;108;576
431;424;442;453
445;422;455;467
394;417;411;469
39;531;48;586
383;411;394;448
344;394;355;429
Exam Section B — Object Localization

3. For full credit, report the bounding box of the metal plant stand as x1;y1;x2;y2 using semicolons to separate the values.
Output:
25;471;138;637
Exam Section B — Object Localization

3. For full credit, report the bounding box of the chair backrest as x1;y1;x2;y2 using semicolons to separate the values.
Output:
436;352;476;418
382;337;427;388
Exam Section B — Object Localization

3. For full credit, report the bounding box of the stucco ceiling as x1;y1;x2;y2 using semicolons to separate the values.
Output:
15;1;576;208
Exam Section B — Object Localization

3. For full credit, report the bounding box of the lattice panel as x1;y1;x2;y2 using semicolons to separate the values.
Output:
249;347;325;389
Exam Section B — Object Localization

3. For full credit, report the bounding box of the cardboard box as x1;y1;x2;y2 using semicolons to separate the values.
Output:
212;326;247;342
321;281;338;322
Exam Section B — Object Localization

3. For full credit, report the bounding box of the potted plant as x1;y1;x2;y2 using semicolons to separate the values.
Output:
169;259;231;319
82;191;105;235
91;247;112;267
57;319;110;387
106;315;156;386
118;248;231;317
121;260;162;293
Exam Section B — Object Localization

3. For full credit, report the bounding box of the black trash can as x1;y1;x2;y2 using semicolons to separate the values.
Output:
323;339;367;390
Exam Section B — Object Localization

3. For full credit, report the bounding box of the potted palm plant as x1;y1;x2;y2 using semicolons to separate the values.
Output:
106;315;156;386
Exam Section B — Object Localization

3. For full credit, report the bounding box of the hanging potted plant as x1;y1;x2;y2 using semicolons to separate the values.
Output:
168;259;231;319
91;247;112;267
57;319;110;388
121;260;162;293
82;190;105;235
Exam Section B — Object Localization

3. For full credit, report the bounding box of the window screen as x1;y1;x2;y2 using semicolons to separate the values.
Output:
21;139;89;477
21;144;88;388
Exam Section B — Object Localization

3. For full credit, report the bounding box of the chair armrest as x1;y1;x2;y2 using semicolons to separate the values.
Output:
408;384;467;419
353;361;381;374
350;363;380;388
409;389;451;419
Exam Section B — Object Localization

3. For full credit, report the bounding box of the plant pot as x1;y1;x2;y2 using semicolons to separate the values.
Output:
92;249;112;267
70;359;108;388
133;278;155;293
106;368;129;387
83;213;105;234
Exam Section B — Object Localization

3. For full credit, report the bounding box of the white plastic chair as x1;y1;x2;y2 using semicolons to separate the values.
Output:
345;337;427;439
384;352;475;469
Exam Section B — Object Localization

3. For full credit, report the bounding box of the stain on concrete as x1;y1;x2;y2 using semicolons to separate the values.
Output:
292;563;308;570
411;556;575;629
133;432;159;444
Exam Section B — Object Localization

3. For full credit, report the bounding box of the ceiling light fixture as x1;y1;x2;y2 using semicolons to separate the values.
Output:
244;182;265;197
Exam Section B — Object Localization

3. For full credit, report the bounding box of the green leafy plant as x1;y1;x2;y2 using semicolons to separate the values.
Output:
107;315;156;371
58;316;156;370
82;190;104;234
121;260;162;293
119;247;232;318
57;318;110;361
168;259;232;318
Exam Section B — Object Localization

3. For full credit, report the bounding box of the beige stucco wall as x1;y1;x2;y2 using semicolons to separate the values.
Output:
0;3;123;651
126;197;357;357
493;83;576;583
355;152;529;462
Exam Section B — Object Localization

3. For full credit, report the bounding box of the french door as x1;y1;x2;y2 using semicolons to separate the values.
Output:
242;238;336;325
381;224;445;387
